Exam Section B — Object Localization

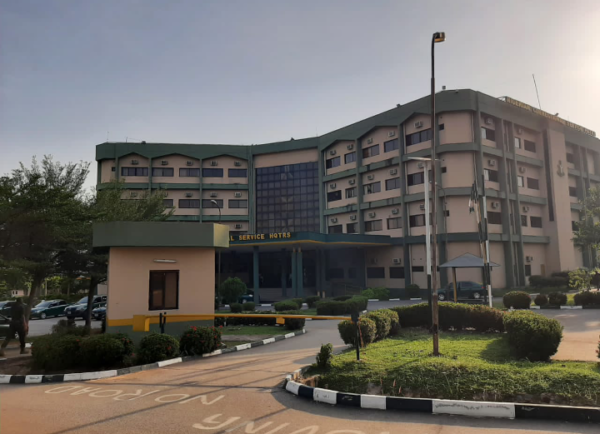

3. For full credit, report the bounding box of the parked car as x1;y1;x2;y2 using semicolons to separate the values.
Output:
0;301;16;318
0;313;10;334
92;306;106;321
438;281;486;301
30;300;69;319
64;295;107;320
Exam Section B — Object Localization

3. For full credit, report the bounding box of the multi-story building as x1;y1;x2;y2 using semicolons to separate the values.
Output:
95;89;599;301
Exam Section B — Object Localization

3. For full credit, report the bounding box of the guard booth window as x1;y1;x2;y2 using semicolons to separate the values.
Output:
149;271;179;310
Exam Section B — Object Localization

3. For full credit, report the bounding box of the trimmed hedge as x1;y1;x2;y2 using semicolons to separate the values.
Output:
534;294;548;306
503;291;532;309
214;311;277;327
283;311;306;330
137;333;180;364
333;295;352;301
32;334;83;370
365;310;392;340
80;334;129;369
529;275;568;288
338;318;376;347
574;291;600;306
504;310;563;361
230;303;243;313
316;296;368;315
305;296;321;308
180;326;222;356
274;301;299;311
548;292;567;306
291;298;304;308
361;287;390;300
242;302;256;311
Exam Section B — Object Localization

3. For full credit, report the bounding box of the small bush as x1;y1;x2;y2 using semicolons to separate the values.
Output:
316;343;333;369
406;283;420;298
384;309;401;335
469;304;505;332
534;294;548;306
214;311;277;327
337;318;376;347
370;287;390;300
180;326;222;356
137;333;180;364
274;301;299;312
305;296;321;308
391;304;430;328
333;295;352;301
504;310;563;361
291;298;304;308
242;302;256;311
316;296;368;315
529;275;568;288
573;291;600;306
391;303;504;332
281;310;306;330
548;292;568;306
503;291;532;309
79;334;127;369
220;277;247;304
365;310;392;340
360;289;375;299
51;319;90;336
230;303;243;313
31;334;82;370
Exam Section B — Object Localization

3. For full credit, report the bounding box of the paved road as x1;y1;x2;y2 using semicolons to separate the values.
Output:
539;309;600;362
1;320;598;434
27;316;102;337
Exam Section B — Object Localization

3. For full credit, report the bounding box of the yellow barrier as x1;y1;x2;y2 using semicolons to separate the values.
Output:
131;313;352;332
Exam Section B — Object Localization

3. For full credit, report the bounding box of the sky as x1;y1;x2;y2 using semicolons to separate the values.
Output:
2;0;600;189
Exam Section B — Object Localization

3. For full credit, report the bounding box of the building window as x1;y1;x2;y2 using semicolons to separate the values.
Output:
409;214;426;227
364;219;383;232
384;139;399;153
514;137;521;149
566;153;575;164
385;178;401;191
346;222;358;234
327;268;344;279
152;168;174;177
329;224;343;234
481;127;496;142
484;168;499;183
348;268;357;279
326;156;341;169
327;190;342;202
163;199;174;208
149;271;179;311
345;187;357;199
121;167;148;176
406;128;432;147
201;199;222;208
344;152;356;164
111;167;116;172
229;168;248;178
229;199;248;208
488;211;502;225
572;221;579;232
524;140;536;153
569;186;577;197
412;266;424;272
202;168;223;177
389;267;405;279
363;181;381;195
387;217;402;229
525;265;531;277
530;216;543;228
179;199;200;208
517;176;524;187
362;144;380;159
521;215;528;227
179;168;200;177
527;177;540;190
441;167;447;174
407;172;425;186
439;123;445;131
367;267;385;279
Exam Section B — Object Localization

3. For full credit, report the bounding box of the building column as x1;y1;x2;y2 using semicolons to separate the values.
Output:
319;250;327;297
253;246;260;303
297;247;304;298
356;248;366;289
281;249;287;298
497;119;516;289
291;248;297;297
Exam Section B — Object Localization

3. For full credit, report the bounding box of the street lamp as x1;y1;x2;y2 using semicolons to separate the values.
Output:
211;200;222;305
430;31;445;356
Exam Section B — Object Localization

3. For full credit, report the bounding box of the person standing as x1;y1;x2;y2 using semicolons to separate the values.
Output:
0;298;29;356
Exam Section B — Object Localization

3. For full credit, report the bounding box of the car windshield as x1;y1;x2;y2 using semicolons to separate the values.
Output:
76;297;88;305
0;302;7;308
35;301;53;308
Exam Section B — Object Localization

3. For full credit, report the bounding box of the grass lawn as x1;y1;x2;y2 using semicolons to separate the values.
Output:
220;325;287;336
307;330;600;406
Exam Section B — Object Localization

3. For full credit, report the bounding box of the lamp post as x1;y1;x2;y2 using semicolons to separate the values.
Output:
430;31;445;356
211;200;222;304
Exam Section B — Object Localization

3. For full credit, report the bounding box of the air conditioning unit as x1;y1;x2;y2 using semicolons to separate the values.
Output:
388;131;396;137
130;192;138;198
519;166;526;174
186;161;193;166
371;258;378;264
491;201;500;209
234;224;242;229
367;174;374;180
329;150;337;156
210;161;218;166
414;121;423;129
349;179;356;185
389;169;398;175
419;204;425;210
347;144;354;150
330;217;338;223
485;117;493;125
234;161;242;167
350;215;357;221
210;192;218;198
161;160;168;166
185;192;193;198
488;159;496;167
417;162;425;169
329;183;336;189
526;256;533;262
522;206;530;212
234;192;242;198
368;212;376;218
517;128;524;134
391;208;399;215
367;138;373;144
131;160;139;165
393;258;401;264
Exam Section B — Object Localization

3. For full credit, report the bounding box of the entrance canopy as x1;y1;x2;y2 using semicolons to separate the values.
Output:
440;253;500;269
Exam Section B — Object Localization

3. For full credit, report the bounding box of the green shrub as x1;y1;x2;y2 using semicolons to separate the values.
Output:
365;310;392;340
31;334;82;370
529;275;568;288
391;303;429;328
369;287;390;300
384;309;401;335
337;318;376;347
360;289;375;299
137;333;180;364
503;291;532;309
333;295;352;301
406;283;420;298
274;301;299;312
230;303;243;313
291;298;304;308
316;343;333;369
534;294;548;306
214;311;277;327
180;326;222;356
548;292;567;306
220;277;247;304
242;302;256;311
504;310;563;361
316;296;368;315
391;303;504;332
51;319;90;336
305;296;321;308
79;334;127;369
468;304;505;332
573;291;600;306
282;311;306;330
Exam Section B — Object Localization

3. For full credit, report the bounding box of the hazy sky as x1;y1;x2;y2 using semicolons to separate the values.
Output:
2;0;600;189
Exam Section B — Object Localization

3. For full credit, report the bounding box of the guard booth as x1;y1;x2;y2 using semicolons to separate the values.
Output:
440;253;500;304
92;221;229;340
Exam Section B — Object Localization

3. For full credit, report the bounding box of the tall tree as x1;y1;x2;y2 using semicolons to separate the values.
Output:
573;187;600;254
